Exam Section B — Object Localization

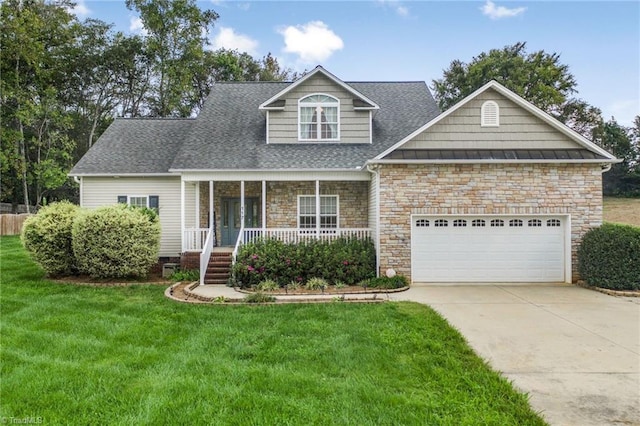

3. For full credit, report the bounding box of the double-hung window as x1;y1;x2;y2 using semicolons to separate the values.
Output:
298;195;338;231
299;94;339;141
117;195;159;214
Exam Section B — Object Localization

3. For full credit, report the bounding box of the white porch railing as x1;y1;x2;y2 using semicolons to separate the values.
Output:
199;225;215;285
183;228;208;251
242;228;372;245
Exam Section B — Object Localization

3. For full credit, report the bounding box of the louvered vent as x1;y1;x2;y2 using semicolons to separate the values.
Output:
481;101;499;127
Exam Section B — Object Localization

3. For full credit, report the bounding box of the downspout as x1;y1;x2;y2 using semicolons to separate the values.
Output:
366;162;380;278
600;163;612;173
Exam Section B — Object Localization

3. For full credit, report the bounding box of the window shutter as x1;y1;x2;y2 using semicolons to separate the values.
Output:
117;195;127;204
149;195;159;214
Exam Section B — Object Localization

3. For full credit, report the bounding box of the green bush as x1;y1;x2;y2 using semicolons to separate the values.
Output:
244;292;276;303
72;204;160;278
170;268;199;282
578;223;640;290
232;237;376;288
305;277;329;291
21;201;81;276
368;275;409;289
256;279;280;292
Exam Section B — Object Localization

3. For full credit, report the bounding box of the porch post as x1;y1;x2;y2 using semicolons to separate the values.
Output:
209;181;214;227
315;180;320;237
180;178;185;252
261;180;266;231
240;180;245;225
195;182;200;228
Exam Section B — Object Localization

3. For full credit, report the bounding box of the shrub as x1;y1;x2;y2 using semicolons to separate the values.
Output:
170;269;199;282
368;275;409;289
72;204;160;278
21;201;81;276
232;237;376;288
305;277;328;291
257;279;280;292
244;292;276;303
578;223;640;290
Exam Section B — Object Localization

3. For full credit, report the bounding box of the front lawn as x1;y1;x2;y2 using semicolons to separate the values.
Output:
0;236;545;425
604;197;640;227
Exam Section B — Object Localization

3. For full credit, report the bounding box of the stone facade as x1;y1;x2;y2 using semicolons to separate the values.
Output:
197;180;369;244
377;163;603;282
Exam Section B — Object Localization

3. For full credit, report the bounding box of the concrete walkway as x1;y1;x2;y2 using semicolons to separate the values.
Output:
389;284;640;426
189;282;639;425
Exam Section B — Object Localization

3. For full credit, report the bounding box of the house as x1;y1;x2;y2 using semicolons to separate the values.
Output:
69;66;617;285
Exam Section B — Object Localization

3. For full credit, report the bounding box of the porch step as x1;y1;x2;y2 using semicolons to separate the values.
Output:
204;252;233;285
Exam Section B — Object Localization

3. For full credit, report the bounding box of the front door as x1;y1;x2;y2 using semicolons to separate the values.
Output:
220;198;259;246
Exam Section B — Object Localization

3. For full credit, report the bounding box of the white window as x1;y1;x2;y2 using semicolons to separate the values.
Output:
299;94;339;141
298;195;339;229
129;196;148;208
481;101;499;127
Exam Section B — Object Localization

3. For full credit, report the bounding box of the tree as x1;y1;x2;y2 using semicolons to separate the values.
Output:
0;0;79;210
125;0;219;117
595;117;640;196
432;42;602;139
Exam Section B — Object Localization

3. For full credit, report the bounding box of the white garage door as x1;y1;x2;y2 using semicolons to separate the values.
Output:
411;216;567;282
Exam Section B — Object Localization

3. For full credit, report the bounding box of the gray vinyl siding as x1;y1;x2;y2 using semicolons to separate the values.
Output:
268;73;371;144
401;88;579;150
81;176;183;257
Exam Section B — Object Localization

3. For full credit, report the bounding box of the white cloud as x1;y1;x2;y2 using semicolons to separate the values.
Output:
278;21;344;63
481;1;526;20
212;27;258;55
377;0;410;18
129;16;148;36
66;0;91;18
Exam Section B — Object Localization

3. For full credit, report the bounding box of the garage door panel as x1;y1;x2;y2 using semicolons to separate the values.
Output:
411;215;566;283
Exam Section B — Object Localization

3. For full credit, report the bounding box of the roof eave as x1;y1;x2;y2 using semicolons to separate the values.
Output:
366;158;620;165
258;66;381;110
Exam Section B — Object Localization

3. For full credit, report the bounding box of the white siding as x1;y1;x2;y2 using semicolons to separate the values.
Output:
402;89;579;150
81;177;182;257
268;73;371;144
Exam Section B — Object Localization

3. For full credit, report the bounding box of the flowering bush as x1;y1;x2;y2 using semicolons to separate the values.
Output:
232;237;376;288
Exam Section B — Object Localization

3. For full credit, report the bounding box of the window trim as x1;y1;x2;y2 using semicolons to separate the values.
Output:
298;93;340;142
481;100;500;127
297;194;339;230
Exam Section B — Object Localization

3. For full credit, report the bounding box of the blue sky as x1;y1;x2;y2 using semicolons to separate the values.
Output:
70;1;639;126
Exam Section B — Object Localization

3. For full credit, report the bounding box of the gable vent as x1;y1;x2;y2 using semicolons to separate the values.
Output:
481;101;499;127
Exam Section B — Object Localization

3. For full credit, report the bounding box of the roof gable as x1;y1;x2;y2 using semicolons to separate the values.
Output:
259;66;379;111
375;81;617;162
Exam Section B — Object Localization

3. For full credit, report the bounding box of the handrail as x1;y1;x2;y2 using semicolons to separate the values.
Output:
231;224;245;265
199;223;215;285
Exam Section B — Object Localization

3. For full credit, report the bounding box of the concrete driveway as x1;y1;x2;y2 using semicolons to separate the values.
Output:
390;284;640;426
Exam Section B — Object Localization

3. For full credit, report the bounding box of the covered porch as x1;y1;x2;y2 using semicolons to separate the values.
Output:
178;171;375;284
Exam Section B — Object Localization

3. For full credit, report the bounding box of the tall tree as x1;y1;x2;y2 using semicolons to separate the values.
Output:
125;0;218;117
0;0;79;210
432;42;602;139
595;117;640;196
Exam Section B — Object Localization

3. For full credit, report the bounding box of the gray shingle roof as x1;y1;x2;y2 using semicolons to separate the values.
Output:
384;149;608;161
69;119;193;174
70;79;440;175
169;81;440;170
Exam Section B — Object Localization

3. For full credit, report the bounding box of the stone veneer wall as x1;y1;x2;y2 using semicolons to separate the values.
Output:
197;181;369;243
378;163;603;282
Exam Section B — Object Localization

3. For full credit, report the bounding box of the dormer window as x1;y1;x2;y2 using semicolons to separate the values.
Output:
481;100;499;127
299;94;339;141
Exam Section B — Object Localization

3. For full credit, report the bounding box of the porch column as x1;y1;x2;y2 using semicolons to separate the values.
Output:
195;182;200;228
240;180;245;225
315;180;320;237
261;180;266;231
180;179;185;252
209;181;214;229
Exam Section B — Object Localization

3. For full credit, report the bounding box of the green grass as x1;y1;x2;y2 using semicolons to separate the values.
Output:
1;236;546;425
